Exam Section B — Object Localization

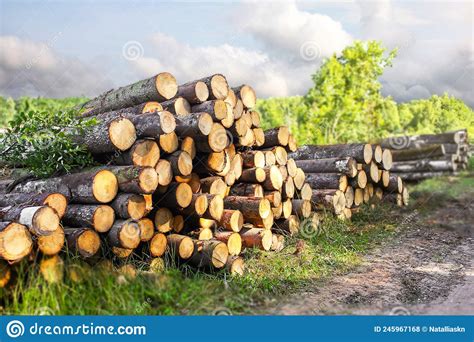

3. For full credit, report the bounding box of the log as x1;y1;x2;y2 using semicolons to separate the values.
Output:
194;123;229;153
240;167;266;183
349;170;367;189
191;100;227;121
264;191;282;207
107;220;141;249
381;149;393;170
110;139;160;167
213;231;242;256
65;227;100;258
224;196;271;220
160;97;191;117
155;182;193;208
174;112;213;137
380;131;463;149
241;150;265;168
292;199;312;218
109;166;159;194
131;111;176;136
137;217;155;242
299;183;312;201
155;159;173;186
262;165;283;191
293;168;306;190
111;193;147;220
218;209;243;232
270;234;285;252
196;74;229;100
63;205;115;233
200;176;228;198
286;158;298;177
80;72;178;116
0;205;59;236
111;247;133;258
363;162;380;183
250;110;261;128
232;85;256;109
287;135;298;152
273;215;299;236
282;199;293;219
390;144;446;162
304;173;348;192
261;126;290;148
386;175;403;194
37;226;65;255
73;116;137;153
188;240;229;269
0;222;33;261
246;211;274;229
153;207;174;233
394;171;456;182
0;192;67;219
253;128;265;147
354;188;364;206
178;194;208;217
264;150;276;166
80;101;163;118
291;143;373;164
158;132;179;154
226;256;245;276
176;80;209;104
281;178;295;200
264;146;287;166
181;137;196;160
166;234;195;259
295;157;357;177
311;189;346;214
202;194;224;221
167;151;193;177
390;159;457;173
373;145;383;164
229;183;263;197
343;186;354;208
240;227;272;251
148;233;167;257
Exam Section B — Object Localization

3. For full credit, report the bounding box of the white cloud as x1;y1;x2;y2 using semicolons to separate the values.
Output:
0;36;112;98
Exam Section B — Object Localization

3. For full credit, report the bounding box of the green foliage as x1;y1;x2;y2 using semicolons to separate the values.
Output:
0;108;96;177
257;41;473;145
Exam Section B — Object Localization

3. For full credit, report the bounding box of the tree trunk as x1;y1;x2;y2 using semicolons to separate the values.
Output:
158;132;179;154
0;222;33;261
160;97;191;117
214;231;242;256
348;170;367;189
174;113;213;138
226;255;245;275
224;196;271;220
65;227;100;258
187;239;229;269
273;215;299;236
0;205;59;236
0;192;67;219
292;199;312;218
390;159;457;173
110;193;147;220
167;151;193;177
229;183;263;197
260;126;289;148
232;85;256;109
304;173;348;191
194;123;229;153
108;166;159;194
240;167;266;183
107;220;141;249
166;234;194;259
37;226;65;256
380;131;463;149
239;227;272;251
109;139;160;167
295;157;357;177
390;144;446;162
148;232;167;257
240;150;265;168
154;182;193;209
79;72;178;116
191;100;228;121
218;209;243;232
290;143;373;164
262;166;283;191
155;160;173;186
176;80;209;104
311;189;346;214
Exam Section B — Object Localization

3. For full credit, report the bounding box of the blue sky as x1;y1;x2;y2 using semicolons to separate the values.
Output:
0;0;472;106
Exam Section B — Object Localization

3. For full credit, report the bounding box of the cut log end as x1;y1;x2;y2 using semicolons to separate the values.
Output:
138;218;155;242
139;167;159;193
118;221;141;249
155;72;178;100
175;183;193;208
0;222;33;261
92;170;118;203
159;110;177;133
34;206;61;236
382;149;393;170
77;229;101;257
132;140;160;167
44;193;68;218
195;81;210;102
363;143;373;164
210;75;229;100
38;226;64;255
142;101;163;113
150;233;167;257
155;159;173;186
109;118;137;151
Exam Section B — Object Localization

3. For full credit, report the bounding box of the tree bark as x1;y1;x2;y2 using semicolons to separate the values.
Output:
304;173;348;191
176;80;209;104
290;143;373;164
160;97;191;117
295;157;357;177
110;193;147;220
0;192;67;218
0;205;59;236
65;227;100;258
79;72;178;116
390;144;446;162
106;220;141;249
239;227;272;251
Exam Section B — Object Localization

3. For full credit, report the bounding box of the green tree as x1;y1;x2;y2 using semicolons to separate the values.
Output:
304;40;398;144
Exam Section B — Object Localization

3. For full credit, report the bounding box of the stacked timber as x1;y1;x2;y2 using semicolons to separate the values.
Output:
380;129;470;181
289;142;409;217
0;72;319;285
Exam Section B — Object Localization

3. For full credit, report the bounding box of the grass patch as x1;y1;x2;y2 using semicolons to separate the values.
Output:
1;205;396;315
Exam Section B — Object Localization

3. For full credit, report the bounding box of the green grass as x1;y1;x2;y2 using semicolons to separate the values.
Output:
0;206;397;315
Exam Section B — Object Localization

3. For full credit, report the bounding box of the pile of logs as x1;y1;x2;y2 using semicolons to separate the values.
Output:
0;72;320;285
289;141;409;217
380;129;471;182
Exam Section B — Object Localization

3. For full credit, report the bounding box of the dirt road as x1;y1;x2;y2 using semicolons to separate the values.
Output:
266;191;474;315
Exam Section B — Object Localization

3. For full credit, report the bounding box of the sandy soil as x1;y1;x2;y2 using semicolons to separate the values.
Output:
266;192;474;315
